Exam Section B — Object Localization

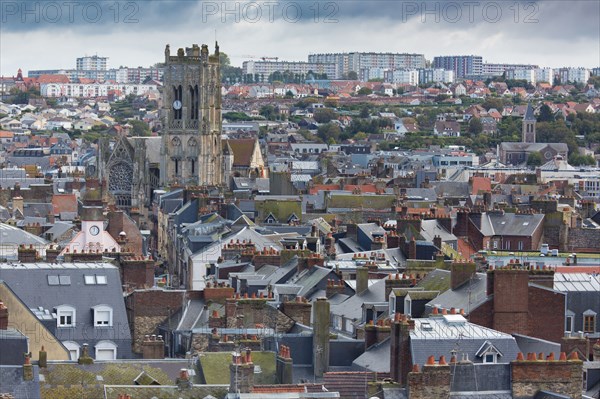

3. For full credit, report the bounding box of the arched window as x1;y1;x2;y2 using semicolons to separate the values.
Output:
62;341;80;360
94;340;117;360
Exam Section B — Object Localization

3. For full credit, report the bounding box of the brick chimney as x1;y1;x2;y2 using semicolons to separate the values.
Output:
23;353;33;381
142;334;165;359
229;350;255;393
121;256;155;289
281;297;311;325
450;260;476;290
491;268;529;336
313;298;330;378
78;343;93;365
407;355;451;398
408;237;417;260
371;235;387;251
511;351;583;398
561;333;589;361
433;235;442;250
18;244;37;263
324;233;336;257
385;274;413;298
386;230;399;249
390;314;415;386
276;345;293;384
0;300;8;330
453;208;470;237
45;245;61;263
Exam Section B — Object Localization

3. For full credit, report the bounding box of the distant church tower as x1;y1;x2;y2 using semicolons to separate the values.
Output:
161;43;223;187
522;102;536;143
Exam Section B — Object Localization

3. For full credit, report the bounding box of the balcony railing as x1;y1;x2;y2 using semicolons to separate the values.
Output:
170;120;183;129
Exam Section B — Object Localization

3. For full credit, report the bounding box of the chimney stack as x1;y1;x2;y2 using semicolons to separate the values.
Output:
356;266;369;295
12;196;24;216
276;345;293;384
313;298;330;378
229;350;254;393
142;334;165;359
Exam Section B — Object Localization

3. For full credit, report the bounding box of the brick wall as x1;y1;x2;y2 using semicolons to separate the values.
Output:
511;357;583;399
125;289;185;353
121;257;154;289
407;363;451;399
281;299;311;326
568;227;600;252
528;285;565;343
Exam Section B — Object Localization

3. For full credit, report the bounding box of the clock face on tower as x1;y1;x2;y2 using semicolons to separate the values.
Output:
173;100;182;110
89;225;100;236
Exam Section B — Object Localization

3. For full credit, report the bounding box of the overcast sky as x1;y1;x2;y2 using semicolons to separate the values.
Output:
1;0;599;75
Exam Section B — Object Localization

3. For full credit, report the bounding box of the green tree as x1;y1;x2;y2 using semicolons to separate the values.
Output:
482;97;505;113
313;108;338;123
317;123;342;143
259;105;277;120
537;104;555;122
569;153;597;166
346;71;358;80
527;152;543;166
129;120;151;136
468;117;483;135
357;87;373;96
359;106;370;118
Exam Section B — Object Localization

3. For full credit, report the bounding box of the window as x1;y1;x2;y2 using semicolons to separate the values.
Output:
389;293;396;316
95;340;117;360
566;315;574;333
584;315;596;333
404;297;412;317
84;275;107;285
484;353;496;363
56;305;76;327
93;305;113;327
63;341;80;361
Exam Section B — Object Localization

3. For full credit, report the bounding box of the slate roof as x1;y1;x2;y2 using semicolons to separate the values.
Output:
424;272;488;315
0;262;132;358
0;365;41;398
410;316;520;367
330;278;386;321
480;212;544;237
420;219;456;243
524;102;536;121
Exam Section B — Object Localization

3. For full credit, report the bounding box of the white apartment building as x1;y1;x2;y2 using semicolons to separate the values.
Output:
242;60;337;79
40;82;158;98
506;69;536;84
309;52;426;79
76;55;108;71
559;67;590;84
385;69;419;85
535;68;554;85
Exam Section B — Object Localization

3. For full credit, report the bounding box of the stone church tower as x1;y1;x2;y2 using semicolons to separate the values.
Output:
161;43;223;187
522;102;536;143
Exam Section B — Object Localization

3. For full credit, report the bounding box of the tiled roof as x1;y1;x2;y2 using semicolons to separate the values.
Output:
323;371;379;399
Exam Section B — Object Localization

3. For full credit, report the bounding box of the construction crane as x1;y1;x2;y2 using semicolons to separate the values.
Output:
235;55;279;62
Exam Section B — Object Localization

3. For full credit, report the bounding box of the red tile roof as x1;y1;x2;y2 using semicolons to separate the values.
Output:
471;176;492;195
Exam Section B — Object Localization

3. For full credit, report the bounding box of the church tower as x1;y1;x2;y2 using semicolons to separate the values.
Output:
161;43;223;187
522;102;536;143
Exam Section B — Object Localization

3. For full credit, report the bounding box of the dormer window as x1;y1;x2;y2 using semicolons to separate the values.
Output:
92;305;113;327
56;305;76;327
476;340;503;364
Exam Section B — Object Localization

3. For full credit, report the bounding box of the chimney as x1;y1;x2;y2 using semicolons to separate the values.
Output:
18;244;37;263
408;237;417;260
39;346;47;368
229;350;254;393
356;266;369;295
45;245;60;263
433;235;442;251
12;196;23;216
492;269;529;336
313;298;330;378
324;233;336;257
593;340;600;361
407;353;451;398
390;314;414;386
450;260;476;290
346;223;358;242
142;334;165;359
78;343;93;365
0;300;8;330
385;274;413;298
561;335;589;361
386;231;399;249
23;353;33;381
176;368;193;390
276;345;293;384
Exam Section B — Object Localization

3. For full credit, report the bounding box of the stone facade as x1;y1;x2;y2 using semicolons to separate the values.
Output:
161;43;223;187
511;357;583;399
